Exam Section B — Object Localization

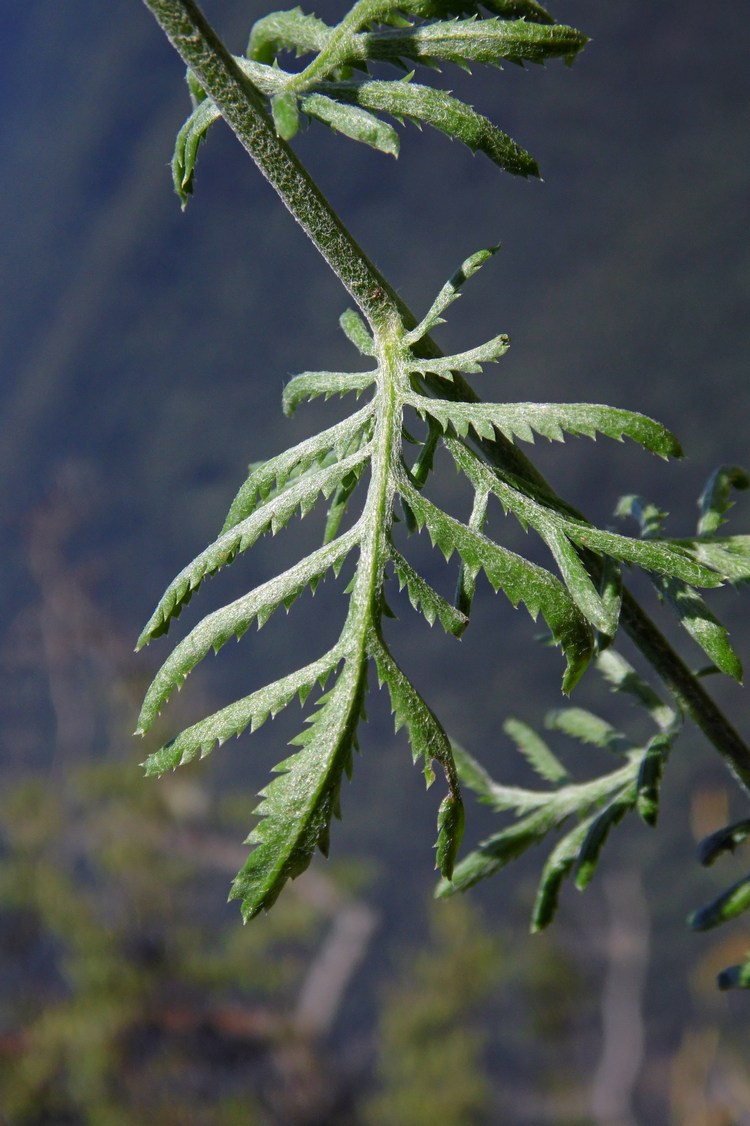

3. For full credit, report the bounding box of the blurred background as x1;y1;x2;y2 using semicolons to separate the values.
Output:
2;1;750;1122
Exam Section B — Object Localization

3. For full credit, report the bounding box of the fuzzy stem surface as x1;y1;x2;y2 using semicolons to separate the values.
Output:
142;0;750;791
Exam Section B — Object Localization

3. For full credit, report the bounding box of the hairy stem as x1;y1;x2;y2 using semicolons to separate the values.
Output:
142;0;750;791
142;0;400;329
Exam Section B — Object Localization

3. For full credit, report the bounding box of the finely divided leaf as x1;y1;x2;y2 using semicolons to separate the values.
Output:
373;636;457;786
435;794;466;882
595;648;675;731
448;439;724;590
340;308;376;355
546;707;630;753
402;0;554;23
271;91;300;140
543;524;619;636
689;873;750;933
531;818;591;931
636;732;673;826
229;655;368;919
656;577;742;681
574;786;635;890
247;9;332;64
677;537;750;584
699;819;750;867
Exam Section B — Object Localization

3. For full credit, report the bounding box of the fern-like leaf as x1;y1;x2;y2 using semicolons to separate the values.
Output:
172;1;588;206
438;648;680;925
139;246;735;920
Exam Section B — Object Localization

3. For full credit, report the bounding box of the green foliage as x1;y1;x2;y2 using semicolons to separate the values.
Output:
440;469;750;970
138;246;747;923
172;0;589;205
140;0;750;990
438;647;682;929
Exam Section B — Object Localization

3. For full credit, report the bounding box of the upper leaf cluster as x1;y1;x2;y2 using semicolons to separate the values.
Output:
172;0;589;205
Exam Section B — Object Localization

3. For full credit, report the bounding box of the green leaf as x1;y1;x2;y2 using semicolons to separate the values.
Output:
657;577;742;681
615;492;743;677
373;636;459;789
407;334;510;380
390;546;469;636
339;308;376;355
502;717;570;785
403;0;555;22
372;638;465;877
717;957;750;991
421;400;683;457
400;480;594;691
677;536;750;584
574;787;635;890
229;655;369;919
546;707;630;753
596;555;623;647
448;740;498;803
322;76;540;177
454;487;488;619
531;816;592;931
323;462;369;544
222;405;374;531
698;819;750;867
247;8;332;65
435;793;466;881
697;465;750;537
282;368;376;415
172;97;221;207
449;439;723;589
271;91;300;140
636;732;673;827
303;93;400;155
406;246;499;345
354;18;588;71
542;524;619;636
142;650;343;775
615;493;668;538
440;806;556;892
451;439;723;648
689;872;750;932
137;527;360;732
594;648;676;731
138;447;369;648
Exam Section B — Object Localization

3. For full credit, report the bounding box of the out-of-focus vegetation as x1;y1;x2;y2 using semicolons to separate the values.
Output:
3;1;750;1120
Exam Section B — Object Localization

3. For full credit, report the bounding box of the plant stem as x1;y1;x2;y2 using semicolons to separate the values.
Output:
142;0;750;792
142;0;405;331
